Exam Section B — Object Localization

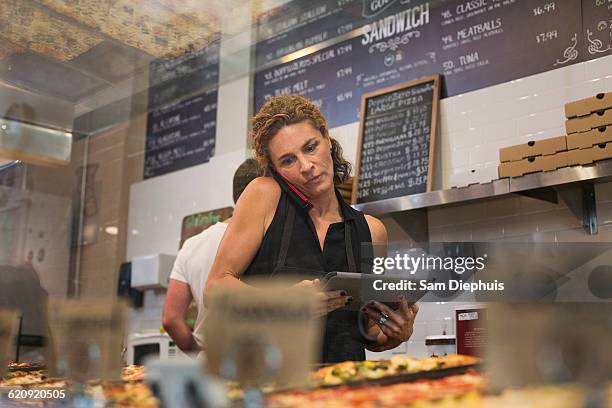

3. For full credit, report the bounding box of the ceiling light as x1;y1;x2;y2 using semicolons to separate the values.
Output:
105;226;119;235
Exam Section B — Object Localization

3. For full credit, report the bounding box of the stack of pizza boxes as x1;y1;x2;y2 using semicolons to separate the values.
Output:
565;92;612;165
498;136;568;178
338;176;353;202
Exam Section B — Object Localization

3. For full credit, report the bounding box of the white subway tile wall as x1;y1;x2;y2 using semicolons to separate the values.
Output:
334;56;612;190
440;55;612;189
127;149;245;260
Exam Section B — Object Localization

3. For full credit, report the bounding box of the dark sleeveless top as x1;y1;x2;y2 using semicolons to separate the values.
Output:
242;179;374;363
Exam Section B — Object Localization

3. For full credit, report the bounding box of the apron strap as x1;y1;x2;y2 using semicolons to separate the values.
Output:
277;197;357;273
277;203;295;268
344;221;357;273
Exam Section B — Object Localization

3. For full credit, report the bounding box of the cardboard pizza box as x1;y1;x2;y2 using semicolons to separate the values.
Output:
567;125;612;150
499;136;567;163
567;148;588;166
565;92;612;118
566;108;612;134
567;142;612;166
498;151;568;178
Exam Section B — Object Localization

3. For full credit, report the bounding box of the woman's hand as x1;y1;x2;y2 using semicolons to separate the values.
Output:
361;296;419;349
293;279;352;317
316;290;352;317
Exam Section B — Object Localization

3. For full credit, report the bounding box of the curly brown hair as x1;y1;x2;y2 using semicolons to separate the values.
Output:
251;95;352;184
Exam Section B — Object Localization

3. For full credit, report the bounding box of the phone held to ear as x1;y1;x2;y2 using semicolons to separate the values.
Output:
268;166;312;210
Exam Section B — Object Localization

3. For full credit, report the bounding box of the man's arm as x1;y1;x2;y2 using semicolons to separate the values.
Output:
162;279;198;352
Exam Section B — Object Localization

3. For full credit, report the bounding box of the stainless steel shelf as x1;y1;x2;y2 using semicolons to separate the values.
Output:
509;160;612;193
353;159;612;217
353;179;510;215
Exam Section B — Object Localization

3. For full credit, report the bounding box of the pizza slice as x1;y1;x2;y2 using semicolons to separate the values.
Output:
311;361;358;385
267;372;487;407
101;382;159;407
121;365;146;382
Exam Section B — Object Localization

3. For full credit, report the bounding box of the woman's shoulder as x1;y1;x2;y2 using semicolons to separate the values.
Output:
364;214;387;245
237;176;281;221
242;176;281;198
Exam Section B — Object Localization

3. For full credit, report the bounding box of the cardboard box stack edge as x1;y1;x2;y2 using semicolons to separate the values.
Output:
565;91;612;166
567;126;612;150
499;136;567;163
498;91;612;179
498;136;568;178
565;92;612;118
565;109;612;134
567;143;612;166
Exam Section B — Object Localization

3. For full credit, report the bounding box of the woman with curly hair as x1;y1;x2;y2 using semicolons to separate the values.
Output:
205;95;418;363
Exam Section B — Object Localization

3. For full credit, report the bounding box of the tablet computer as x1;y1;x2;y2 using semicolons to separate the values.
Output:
321;272;433;311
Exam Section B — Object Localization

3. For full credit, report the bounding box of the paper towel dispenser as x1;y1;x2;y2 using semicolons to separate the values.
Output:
130;253;176;290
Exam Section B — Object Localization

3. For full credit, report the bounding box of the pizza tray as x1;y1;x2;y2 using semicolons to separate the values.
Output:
259;363;482;399
320;363;482;389
7;362;46;372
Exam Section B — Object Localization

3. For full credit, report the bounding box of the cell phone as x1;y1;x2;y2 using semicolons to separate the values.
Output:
268;166;312;210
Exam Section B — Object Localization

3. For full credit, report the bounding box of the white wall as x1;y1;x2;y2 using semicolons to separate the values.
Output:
442;55;612;188
127;149;245;260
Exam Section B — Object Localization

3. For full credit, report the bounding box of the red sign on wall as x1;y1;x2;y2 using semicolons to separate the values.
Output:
455;306;487;357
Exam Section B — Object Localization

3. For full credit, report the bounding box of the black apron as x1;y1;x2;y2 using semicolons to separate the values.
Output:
243;176;373;363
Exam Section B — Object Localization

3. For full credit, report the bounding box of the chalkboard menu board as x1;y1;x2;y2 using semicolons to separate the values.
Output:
353;75;440;204
254;0;602;129
582;0;612;59
145;43;220;179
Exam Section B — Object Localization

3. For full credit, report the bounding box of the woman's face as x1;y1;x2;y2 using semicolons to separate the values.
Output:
268;121;334;198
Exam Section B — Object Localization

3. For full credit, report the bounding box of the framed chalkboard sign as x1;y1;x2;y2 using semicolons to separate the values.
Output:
179;206;233;249
352;75;440;205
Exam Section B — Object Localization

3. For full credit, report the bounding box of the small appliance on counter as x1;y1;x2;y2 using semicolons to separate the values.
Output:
126;332;186;365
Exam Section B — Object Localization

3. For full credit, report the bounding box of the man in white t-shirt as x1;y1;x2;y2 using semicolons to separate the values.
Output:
162;159;263;352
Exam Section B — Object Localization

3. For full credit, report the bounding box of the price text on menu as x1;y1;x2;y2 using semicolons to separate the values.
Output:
145;43;220;179
353;76;440;204
255;0;607;128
